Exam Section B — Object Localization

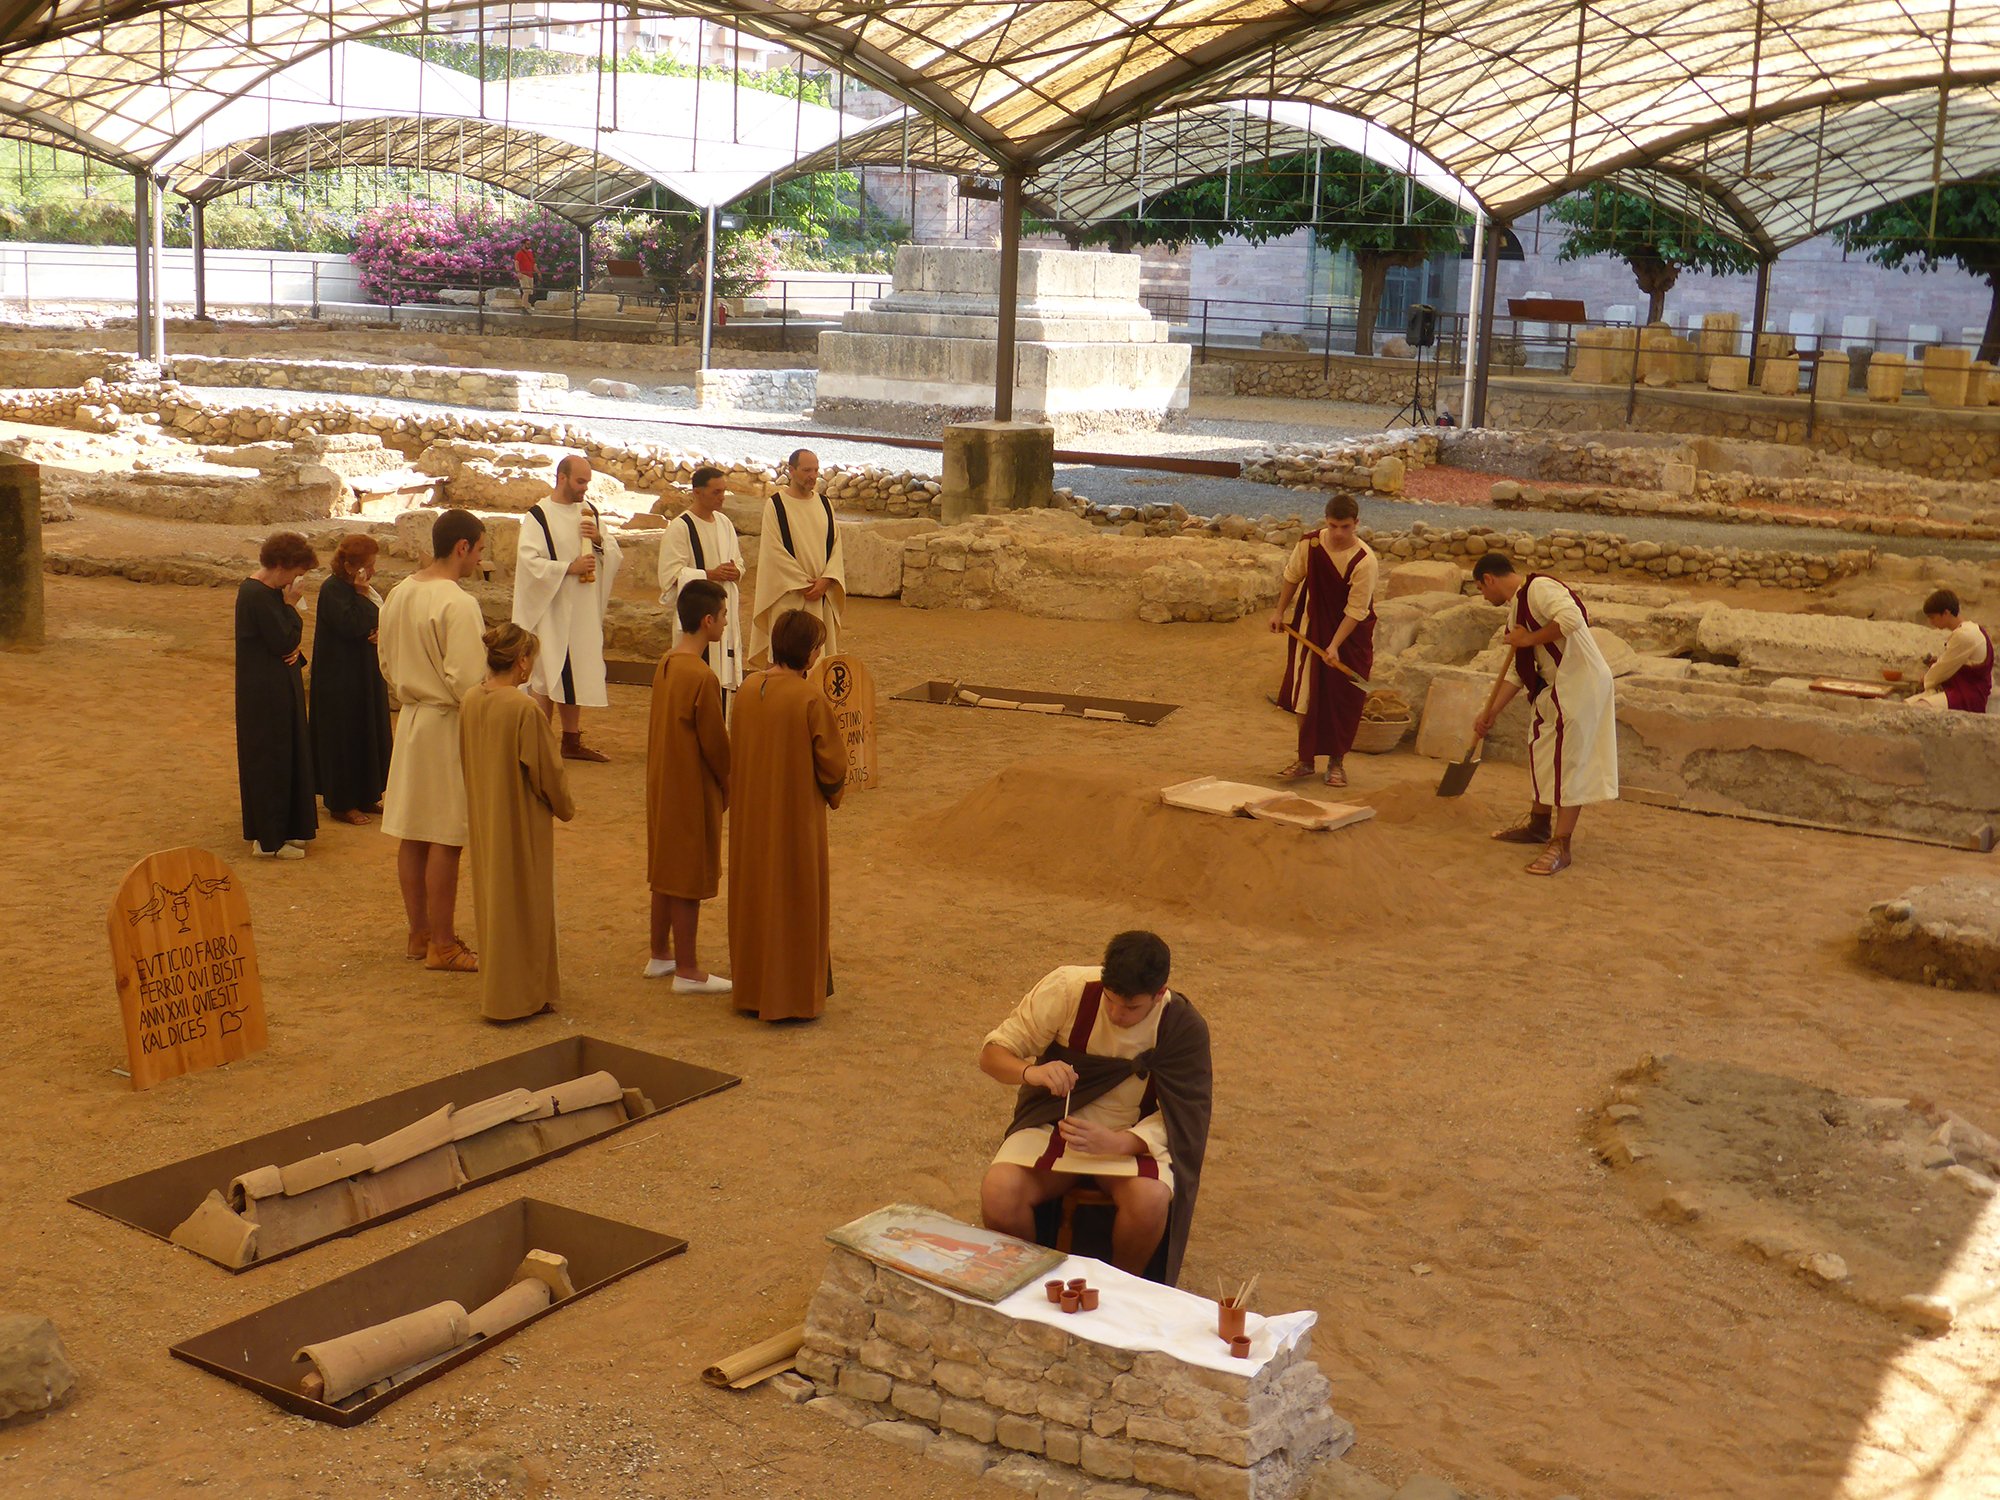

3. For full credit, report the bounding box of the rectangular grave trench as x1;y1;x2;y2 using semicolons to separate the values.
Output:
892;677;1177;725
71;1035;738;1268
172;1198;684;1426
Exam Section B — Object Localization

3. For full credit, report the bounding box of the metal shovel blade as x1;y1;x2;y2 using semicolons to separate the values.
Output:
1436;748;1483;798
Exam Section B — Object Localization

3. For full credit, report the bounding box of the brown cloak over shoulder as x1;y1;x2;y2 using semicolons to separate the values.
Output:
1005;989;1212;1285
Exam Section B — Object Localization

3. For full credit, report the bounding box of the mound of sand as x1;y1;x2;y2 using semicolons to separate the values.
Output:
1595;1055;2000;1331
923;758;1480;934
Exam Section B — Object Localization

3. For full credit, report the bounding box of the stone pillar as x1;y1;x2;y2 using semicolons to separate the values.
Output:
941;421;1054;524
0;457;44;649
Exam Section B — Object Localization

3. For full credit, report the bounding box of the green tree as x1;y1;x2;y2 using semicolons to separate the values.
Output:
1062;149;1464;354
1545;186;1760;324
1836;184;2000;362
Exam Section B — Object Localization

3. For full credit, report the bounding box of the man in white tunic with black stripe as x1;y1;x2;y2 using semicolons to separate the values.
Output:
1470;553;1618;875
658;464;744;703
512;454;623;762
750;448;845;669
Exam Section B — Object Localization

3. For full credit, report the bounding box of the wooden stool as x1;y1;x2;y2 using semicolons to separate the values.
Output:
1054;1185;1115;1254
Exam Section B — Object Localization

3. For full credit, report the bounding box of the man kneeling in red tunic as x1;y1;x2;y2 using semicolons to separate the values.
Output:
978;931;1212;1284
1271;493;1377;788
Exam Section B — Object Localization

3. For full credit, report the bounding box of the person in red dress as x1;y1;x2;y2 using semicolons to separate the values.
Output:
1270;493;1377;788
513;242;537;303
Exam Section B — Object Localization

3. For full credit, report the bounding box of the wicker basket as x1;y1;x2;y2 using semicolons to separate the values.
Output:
1351;716;1411;753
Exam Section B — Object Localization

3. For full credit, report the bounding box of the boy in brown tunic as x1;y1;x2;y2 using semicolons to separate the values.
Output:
645;579;732;994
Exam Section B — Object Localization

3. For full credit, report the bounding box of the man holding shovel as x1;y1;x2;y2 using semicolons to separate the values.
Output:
1271;493;1377;788
1469;553;1618;875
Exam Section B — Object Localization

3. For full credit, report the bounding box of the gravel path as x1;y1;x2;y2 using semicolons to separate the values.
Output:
184;384;2000;564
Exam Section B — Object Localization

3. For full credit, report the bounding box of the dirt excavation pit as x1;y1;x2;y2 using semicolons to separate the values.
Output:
1594;1054;2000;1332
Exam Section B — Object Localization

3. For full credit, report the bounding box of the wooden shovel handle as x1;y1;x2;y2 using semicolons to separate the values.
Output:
1283;624;1367;685
1467;643;1515;757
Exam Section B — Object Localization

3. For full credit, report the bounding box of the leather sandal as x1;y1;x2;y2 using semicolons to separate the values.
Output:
1322;762;1348;788
561;732;610;763
425;941;479;973
1525;837;1573;876
1491;815;1553;845
1277;760;1315;780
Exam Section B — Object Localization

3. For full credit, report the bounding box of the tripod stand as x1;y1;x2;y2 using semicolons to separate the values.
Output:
1386;341;1434;428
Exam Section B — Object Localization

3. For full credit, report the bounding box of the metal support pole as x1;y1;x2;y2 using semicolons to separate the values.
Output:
576;225;591;296
1459;215;1486;425
148;178;166;361
191;199;209;321
1469;220;1501;428
132;173;155;360
699;205;717;373
1747;256;1772;383
994;170;1025;421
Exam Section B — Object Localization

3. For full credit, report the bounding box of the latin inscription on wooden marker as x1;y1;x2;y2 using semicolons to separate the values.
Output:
810;654;879;793
107;846;268;1090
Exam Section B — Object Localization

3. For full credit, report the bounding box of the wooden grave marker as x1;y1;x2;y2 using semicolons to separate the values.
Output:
809;653;879;793
107;846;268;1090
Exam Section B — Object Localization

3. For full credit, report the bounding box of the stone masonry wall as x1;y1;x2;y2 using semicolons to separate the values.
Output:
1199;353;1444;408
163;354;569;412
693;367;817;412
796;1246;1350;1500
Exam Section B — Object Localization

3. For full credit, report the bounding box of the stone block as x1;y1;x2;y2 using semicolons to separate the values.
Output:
842;518;936;598
1124;1413;1185;1448
858;1336;933;1383
1758;354;1801;396
1414;666;1529;762
988;1342;1057;1378
1133;1445;1200;1490
806;1284;872;1342
942;420;1056;523
0;457;42;648
0;1315;74;1420
865;1418;934;1455
930;1434;997;1475
1079;1434;1137;1480
1859;880;2000;991
873;1309;932;1351
1045;1425;1084;1466
1384;559;1462;598
986;1374;1043;1415
1814;350;1850;397
1867;351;1907;402
997;1413;1047;1453
1311;1459;1397;1499
1923;345;1974;407
836;1365;892;1404
933;1359;987;1399
1039;1388;1093;1428
1408;599;1505;665
940;1398;1000;1443
988;1454;1060;1493
1705;354;1749;392
1193;1459;1255;1500
891;1380;944;1422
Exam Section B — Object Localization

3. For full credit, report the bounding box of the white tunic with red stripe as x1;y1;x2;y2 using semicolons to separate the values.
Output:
1506;574;1619;808
985;965;1175;1190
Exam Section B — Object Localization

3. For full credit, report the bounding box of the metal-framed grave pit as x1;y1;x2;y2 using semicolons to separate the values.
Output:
894;679;1177;726
71;1036;737;1269
171;1199;684;1426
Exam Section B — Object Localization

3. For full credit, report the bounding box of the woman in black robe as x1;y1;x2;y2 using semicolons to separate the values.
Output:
312;534;394;823
236;532;319;859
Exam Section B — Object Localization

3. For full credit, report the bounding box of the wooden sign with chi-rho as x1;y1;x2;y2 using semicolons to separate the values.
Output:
107;847;268;1090
810;653;879;793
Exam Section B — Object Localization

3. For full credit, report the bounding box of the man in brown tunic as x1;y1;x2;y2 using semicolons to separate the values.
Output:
727;609;847;1022
646;580;733;994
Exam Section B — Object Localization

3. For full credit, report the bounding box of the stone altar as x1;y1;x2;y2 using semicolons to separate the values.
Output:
815;247;1191;440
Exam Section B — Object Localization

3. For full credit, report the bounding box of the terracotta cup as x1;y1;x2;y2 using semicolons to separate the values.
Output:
1218;1302;1247;1341
1080;1288;1100;1311
1229;1334;1252;1359
1045;1280;1065;1304
1060;1290;1082;1314
1068;1278;1087;1292
1883;669;1904;682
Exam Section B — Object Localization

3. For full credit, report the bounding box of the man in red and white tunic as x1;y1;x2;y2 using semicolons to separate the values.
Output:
1470;553;1618;875
1270;492;1377;788
978;931;1212;1284
1910;588;1993;713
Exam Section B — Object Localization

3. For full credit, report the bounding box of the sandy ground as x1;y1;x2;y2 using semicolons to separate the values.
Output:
5;571;2000;1500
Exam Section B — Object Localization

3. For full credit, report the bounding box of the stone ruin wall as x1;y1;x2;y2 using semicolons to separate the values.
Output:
795;1246;1352;1500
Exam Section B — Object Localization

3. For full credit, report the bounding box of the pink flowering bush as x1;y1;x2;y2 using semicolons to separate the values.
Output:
350;201;583;303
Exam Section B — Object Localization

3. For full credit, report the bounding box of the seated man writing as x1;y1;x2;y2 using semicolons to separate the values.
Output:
977;931;1212;1284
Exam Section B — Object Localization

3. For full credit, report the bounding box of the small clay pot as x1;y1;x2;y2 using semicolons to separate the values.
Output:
1218;1302;1247;1341
1068;1278;1087;1292
1883;669;1904;683
1229;1334;1252;1359
1060;1289;1082;1314
1045;1279;1065;1304
1080;1288;1100;1311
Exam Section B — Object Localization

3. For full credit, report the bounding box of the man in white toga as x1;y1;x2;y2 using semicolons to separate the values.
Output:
658;464;744;705
750;447;846;669
513;454;623;762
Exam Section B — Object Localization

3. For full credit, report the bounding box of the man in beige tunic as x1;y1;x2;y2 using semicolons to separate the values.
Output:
750;448;846;668
378;509;487;972
978;932;1212;1283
